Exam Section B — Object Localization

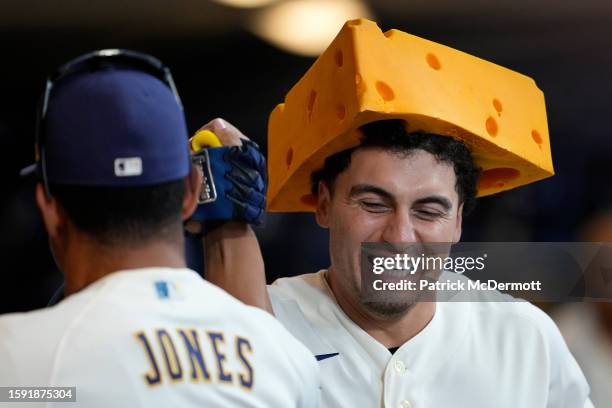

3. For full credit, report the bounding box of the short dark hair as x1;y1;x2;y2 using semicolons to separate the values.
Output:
51;179;185;246
311;119;481;215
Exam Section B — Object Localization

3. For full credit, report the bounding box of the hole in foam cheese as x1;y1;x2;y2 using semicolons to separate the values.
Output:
493;98;503;115
267;18;554;212
486;116;499;137
531;129;543;147
426;53;442;70
375;81;395;102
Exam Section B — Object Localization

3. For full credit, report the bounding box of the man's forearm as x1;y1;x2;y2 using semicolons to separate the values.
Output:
204;222;273;314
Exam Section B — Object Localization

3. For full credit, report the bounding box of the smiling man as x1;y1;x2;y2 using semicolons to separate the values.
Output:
206;119;591;407
271;121;591;408
202;18;593;408
312;122;471;330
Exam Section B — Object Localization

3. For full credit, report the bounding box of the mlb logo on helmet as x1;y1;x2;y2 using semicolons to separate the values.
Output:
114;157;143;177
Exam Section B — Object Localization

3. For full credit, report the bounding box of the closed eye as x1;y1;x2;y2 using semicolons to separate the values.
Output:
360;200;391;213
349;185;394;213
414;209;446;220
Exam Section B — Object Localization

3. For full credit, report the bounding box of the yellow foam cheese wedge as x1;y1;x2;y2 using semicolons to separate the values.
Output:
268;18;553;212
191;129;222;151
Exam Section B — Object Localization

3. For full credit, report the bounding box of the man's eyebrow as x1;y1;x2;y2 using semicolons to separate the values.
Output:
413;196;453;211
349;184;393;201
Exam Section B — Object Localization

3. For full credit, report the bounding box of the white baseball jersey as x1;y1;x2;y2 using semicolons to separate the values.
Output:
0;267;319;408
268;270;593;408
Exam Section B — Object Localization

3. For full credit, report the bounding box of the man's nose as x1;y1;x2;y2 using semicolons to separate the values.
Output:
381;210;418;246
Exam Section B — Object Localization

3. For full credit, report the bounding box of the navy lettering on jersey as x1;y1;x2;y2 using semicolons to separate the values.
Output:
135;332;162;386
134;328;253;390
236;337;254;389
208;331;233;384
157;329;183;382
178;329;211;382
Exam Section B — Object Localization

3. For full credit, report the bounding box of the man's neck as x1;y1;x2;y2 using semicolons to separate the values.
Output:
327;268;435;348
356;302;435;348
63;238;186;296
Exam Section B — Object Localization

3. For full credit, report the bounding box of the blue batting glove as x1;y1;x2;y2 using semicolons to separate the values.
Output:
189;140;267;232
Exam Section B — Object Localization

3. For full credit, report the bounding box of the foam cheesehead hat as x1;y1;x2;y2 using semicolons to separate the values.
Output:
267;19;553;212
21;49;190;195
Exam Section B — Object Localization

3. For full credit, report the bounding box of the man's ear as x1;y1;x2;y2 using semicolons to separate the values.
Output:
35;183;63;238
182;165;202;221
453;203;464;243
315;181;332;229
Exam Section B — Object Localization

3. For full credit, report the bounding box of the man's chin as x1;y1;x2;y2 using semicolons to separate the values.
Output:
360;300;416;320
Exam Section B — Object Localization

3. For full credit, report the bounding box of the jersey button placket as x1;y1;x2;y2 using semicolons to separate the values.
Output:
399;399;412;408
394;360;406;374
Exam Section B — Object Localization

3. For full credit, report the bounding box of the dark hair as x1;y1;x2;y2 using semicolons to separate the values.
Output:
311;119;481;215
51;179;185;246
